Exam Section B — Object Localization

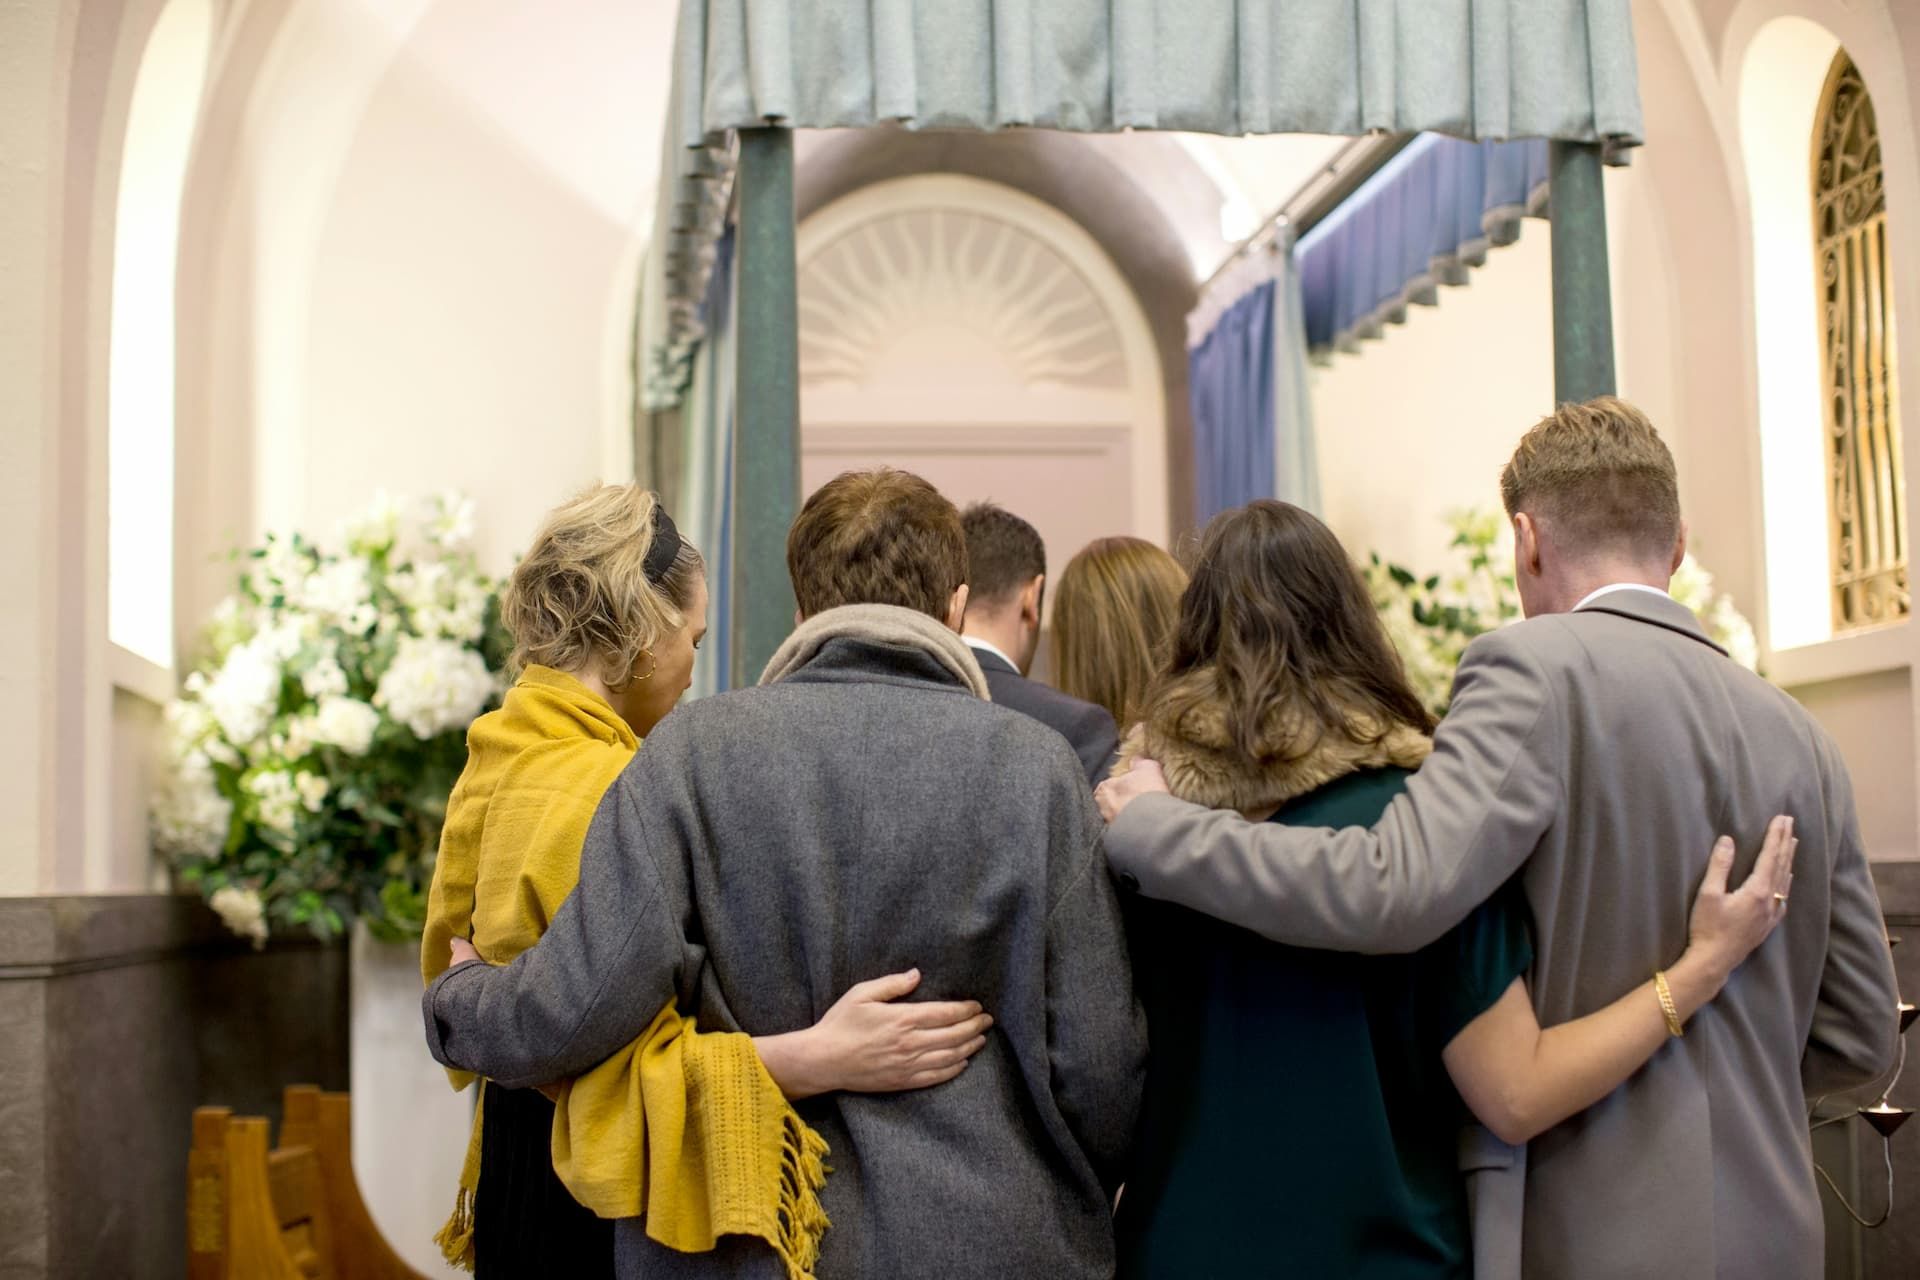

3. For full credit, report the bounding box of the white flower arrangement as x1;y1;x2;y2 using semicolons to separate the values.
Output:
1367;508;1763;716
152;493;510;943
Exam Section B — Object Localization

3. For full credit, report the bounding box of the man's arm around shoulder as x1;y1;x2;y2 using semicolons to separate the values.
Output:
1101;624;1564;953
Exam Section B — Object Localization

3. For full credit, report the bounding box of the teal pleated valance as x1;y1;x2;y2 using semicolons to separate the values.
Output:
641;0;1644;409
677;0;1642;145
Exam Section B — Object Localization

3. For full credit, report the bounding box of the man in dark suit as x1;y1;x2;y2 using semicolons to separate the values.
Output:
961;503;1119;783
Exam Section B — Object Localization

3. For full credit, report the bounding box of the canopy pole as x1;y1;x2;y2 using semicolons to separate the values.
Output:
730;127;800;688
1548;141;1617;403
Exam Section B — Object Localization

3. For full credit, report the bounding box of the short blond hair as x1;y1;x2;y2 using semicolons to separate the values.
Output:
501;485;698;689
1500;396;1681;561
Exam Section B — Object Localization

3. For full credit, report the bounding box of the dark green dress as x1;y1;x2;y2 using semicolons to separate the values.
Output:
1115;766;1532;1280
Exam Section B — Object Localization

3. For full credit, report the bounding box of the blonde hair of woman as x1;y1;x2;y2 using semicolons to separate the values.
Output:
1052;535;1187;729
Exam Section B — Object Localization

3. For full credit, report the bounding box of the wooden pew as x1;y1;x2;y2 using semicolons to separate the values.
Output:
280;1085;427;1279
188;1088;428;1280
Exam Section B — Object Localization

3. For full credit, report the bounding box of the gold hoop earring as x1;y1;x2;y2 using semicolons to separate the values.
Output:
632;651;658;683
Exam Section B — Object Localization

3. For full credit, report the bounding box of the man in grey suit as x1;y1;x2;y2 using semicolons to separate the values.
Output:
960;503;1119;783
1097;397;1900;1278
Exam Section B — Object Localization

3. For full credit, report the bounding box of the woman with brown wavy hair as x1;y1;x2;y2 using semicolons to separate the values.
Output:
1112;500;1792;1279
1051;536;1187;731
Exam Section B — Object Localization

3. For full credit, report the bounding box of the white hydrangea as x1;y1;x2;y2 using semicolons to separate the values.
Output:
1669;554;1762;673
247;769;301;838
210;884;269;948
295;772;331;814
201;637;284;748
152;750;233;859
375;635;497;739
308;695;381;757
301;653;349;701
301;556;378;635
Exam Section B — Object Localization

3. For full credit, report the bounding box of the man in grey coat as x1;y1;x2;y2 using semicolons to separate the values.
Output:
426;467;1144;1279
1098;397;1900;1279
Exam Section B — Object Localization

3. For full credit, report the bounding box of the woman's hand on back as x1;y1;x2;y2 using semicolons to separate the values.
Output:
754;969;993;1100
1679;815;1796;988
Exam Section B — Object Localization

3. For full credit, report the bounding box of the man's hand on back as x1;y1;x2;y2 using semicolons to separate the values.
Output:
1096;757;1170;824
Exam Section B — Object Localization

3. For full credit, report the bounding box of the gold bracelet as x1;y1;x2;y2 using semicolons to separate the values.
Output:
1654;970;1684;1038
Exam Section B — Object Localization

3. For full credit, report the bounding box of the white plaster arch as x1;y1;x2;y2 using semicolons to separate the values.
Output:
797;173;1169;551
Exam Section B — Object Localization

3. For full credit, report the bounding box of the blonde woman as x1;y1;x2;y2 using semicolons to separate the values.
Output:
1052;536;1188;731
422;485;988;1278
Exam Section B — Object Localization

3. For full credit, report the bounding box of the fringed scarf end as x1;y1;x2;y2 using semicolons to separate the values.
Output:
434;1185;477;1271
771;1111;832;1280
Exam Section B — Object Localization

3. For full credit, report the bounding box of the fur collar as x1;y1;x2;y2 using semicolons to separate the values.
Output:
1116;670;1431;815
759;604;991;700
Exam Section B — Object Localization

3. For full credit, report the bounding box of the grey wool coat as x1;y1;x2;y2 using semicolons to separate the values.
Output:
425;607;1145;1280
1104;588;1900;1280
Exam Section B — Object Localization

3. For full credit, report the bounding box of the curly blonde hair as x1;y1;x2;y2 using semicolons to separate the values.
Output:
500;485;703;690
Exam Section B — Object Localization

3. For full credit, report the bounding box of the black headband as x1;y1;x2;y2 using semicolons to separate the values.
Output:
644;507;684;584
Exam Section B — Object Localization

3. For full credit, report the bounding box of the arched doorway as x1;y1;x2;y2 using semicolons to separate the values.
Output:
796;174;1169;618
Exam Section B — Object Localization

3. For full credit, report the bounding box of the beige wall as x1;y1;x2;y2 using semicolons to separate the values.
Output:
1311;229;1554;578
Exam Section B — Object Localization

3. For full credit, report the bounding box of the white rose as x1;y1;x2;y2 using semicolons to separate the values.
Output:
209;885;270;948
375;635;497;739
308;696;381;757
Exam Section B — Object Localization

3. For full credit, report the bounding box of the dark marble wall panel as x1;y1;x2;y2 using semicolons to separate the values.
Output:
0;895;347;1280
0;981;50;1277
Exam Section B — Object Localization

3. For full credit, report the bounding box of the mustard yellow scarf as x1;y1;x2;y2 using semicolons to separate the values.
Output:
421;666;829;1277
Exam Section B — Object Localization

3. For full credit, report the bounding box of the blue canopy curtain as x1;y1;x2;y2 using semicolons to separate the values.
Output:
1297;134;1552;358
1187;253;1320;526
1185;132;1551;528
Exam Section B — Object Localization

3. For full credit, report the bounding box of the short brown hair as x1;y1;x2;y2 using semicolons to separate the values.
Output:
501;484;703;689
1052;536;1188;727
961;503;1047;606
1500;396;1682;561
787;469;967;620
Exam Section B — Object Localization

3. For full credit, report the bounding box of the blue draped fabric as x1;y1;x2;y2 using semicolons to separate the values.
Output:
1189;280;1277;527
1296;134;1551;359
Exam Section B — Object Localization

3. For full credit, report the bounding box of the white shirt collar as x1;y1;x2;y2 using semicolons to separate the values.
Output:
1573;582;1673;612
963;636;1019;672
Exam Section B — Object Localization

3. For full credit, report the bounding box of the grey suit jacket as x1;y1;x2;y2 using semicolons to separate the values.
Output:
1105;589;1899;1279
969;645;1119;784
425;635;1144;1280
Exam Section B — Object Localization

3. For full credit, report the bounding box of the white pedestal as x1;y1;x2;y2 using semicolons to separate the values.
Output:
350;923;473;1278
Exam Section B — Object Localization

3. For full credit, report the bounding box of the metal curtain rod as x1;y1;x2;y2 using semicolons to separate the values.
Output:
1199;131;1417;292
